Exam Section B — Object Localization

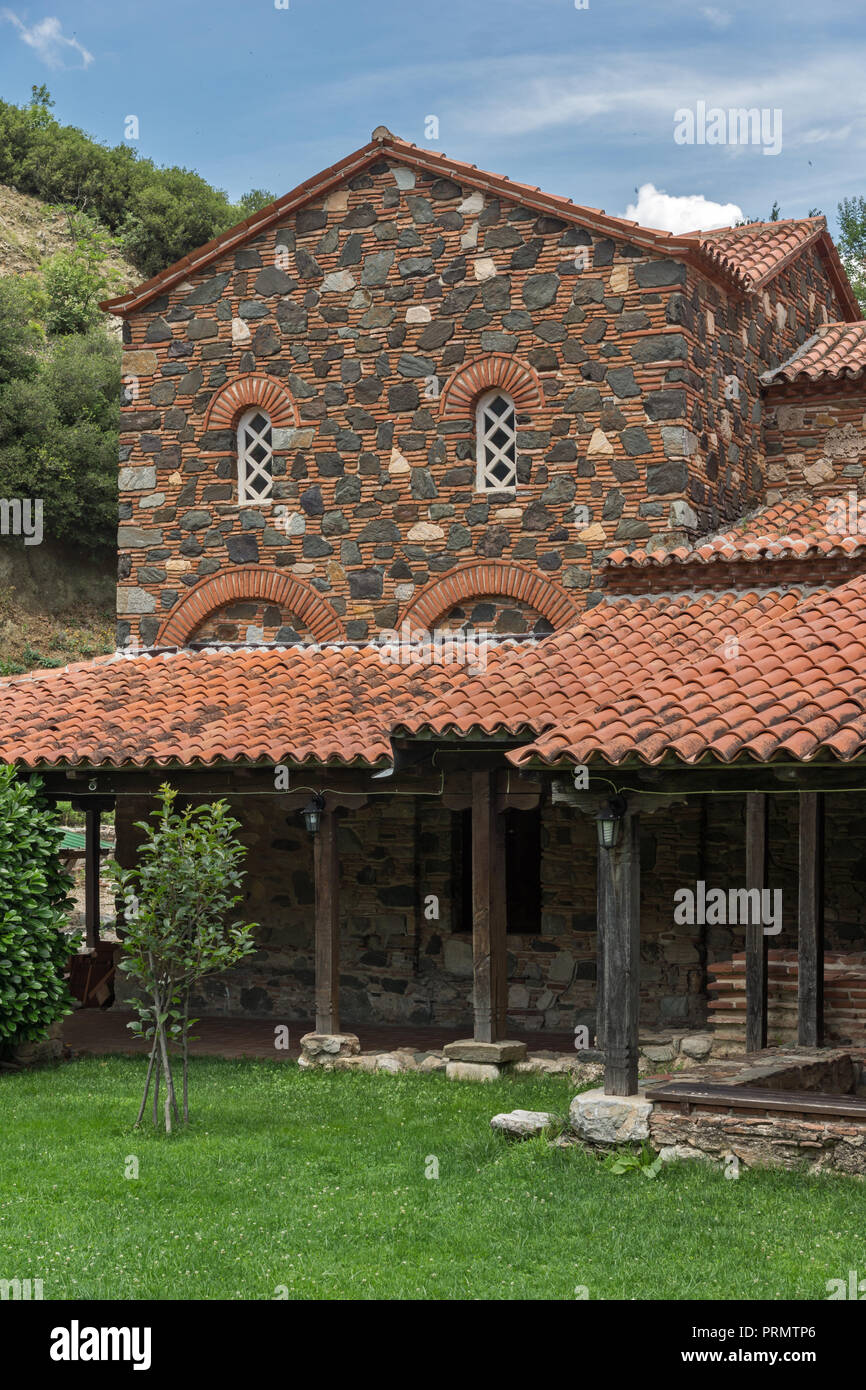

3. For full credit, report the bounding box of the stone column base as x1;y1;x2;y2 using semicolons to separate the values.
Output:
299;1032;361;1069
444;1038;527;1081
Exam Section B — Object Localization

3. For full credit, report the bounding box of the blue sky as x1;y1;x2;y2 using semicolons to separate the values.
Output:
1;0;863;236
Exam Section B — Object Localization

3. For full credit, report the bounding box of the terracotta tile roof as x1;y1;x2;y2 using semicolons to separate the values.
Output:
0;641;550;770
102;133;837;320
0;586;818;770
698;218;822;287
606;495;866;570
515;574;866;767
762;321;866;385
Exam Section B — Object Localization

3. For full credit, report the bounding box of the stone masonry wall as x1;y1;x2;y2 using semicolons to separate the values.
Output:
762;388;866;506
115;157;797;647
662;245;843;545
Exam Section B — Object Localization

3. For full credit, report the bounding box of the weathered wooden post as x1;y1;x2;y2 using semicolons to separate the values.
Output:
314;803;340;1035
598;803;641;1096
798;791;824;1047
745;792;768;1053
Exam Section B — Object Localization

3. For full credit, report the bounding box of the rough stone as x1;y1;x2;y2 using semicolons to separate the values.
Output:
446;1061;502;1082
490;1110;558;1138
569;1089;653;1145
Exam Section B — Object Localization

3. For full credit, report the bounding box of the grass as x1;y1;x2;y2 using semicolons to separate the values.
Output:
1;1057;864;1300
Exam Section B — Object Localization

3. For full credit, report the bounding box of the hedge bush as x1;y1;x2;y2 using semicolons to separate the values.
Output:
0;767;76;1052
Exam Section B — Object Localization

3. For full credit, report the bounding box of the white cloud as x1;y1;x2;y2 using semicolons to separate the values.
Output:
624;182;743;234
2;11;93;69
701;6;733;29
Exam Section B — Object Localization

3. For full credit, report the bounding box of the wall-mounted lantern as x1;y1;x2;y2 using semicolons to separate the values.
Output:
301;793;326;835
596;795;627;850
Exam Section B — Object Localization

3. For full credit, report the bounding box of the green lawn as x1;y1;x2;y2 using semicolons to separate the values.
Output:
0;1057;863;1300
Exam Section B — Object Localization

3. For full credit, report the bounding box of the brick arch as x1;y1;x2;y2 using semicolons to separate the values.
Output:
157;566;344;646
398;562;579;632
439;353;544;422
202;375;299;432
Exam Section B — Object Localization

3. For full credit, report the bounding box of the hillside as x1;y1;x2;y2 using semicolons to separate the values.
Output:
0;183;124;673
0;182;138;296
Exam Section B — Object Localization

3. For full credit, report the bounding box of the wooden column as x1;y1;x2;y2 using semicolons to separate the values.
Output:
314;806;340;1034
471;768;507;1043
745;792;768;1053
599;810;640;1096
84;807;101;950
798;791;825;1047
595;902;606;1053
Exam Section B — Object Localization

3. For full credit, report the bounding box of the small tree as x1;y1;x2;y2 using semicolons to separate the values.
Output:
41;214;122;335
0;767;76;1057
105;785;256;1132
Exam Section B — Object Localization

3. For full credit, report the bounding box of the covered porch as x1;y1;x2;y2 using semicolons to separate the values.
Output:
42;750;866;1094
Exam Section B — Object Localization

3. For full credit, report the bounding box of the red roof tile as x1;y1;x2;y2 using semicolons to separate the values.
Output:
0;586;822;770
762;321;866;385
515;574;866;767
698;218;822;286
606;495;866;570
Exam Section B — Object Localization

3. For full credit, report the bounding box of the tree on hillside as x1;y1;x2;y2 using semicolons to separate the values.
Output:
42;215;125;335
0;278;44;384
837;197;866;311
0;91;282;278
0;305;119;549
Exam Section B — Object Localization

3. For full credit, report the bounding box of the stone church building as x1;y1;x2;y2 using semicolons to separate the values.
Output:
2;128;866;1094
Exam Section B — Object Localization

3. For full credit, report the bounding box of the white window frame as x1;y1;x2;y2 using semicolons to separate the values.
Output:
475;389;518;493
237;407;274;503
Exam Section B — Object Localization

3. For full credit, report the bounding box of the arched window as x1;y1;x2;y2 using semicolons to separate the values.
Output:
476;389;517;492
237;408;273;502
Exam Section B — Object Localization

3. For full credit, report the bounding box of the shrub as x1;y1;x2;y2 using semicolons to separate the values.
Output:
0;767;76;1054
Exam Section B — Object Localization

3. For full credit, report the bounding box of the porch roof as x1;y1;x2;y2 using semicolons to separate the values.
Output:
1;577;861;772
605;494;866;572
516;571;866;767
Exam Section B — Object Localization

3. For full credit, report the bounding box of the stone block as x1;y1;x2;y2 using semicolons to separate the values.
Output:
490;1110;558;1138
443;1039;527;1063
680;1033;714;1060
569;1088;653;1144
299;1031;361;1064
446;1061;501;1082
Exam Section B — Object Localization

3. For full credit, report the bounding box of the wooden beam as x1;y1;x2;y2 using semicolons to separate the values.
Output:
471;768;507;1044
314;806;340;1035
84;807;101;950
798;791;825;1047
745;792;768;1053
599;809;640;1095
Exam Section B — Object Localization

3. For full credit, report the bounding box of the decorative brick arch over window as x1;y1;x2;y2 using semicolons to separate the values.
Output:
439;354;543;427
398;562;580;633
157;566;344;646
203;375;299;433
